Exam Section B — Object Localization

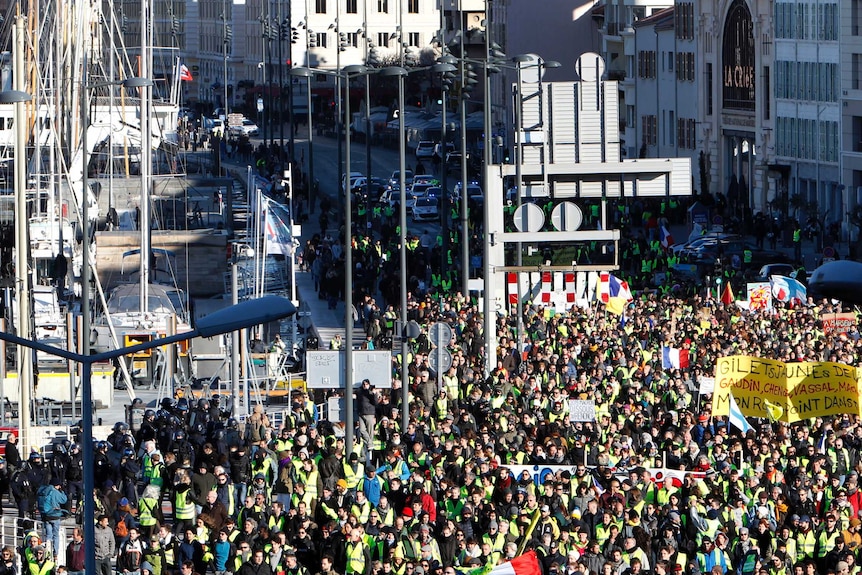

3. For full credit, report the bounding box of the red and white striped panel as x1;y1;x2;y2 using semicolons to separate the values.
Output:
539;271;552;305
507;273;519;305
565;272;576;304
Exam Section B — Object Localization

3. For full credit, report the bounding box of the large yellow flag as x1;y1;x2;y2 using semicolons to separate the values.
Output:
606;297;626;315
763;399;784;423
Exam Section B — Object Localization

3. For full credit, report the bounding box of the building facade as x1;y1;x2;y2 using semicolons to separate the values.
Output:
598;0;858;238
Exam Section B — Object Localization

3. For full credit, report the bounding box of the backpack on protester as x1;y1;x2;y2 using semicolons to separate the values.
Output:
115;517;129;538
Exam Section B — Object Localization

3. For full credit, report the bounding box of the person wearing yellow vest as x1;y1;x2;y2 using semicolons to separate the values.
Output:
268;501;289;534
298;457;323;505
138;485;163;541
238;548;270;575
815;514;844;570
352;491;372;524
346;529;371;575
173;470;197;535
26;545;54;575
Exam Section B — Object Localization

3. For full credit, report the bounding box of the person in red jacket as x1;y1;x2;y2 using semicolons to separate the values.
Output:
65;528;85;575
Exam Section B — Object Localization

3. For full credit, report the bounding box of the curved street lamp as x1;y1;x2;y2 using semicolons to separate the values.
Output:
290;67;317;222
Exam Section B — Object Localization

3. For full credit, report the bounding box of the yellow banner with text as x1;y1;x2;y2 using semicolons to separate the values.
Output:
712;355;860;423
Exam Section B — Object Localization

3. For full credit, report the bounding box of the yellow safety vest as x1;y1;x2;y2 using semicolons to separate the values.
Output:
796;530;815;561
28;559;56;575
347;542;367;575
174;489;196;520
816;529;841;558
138;497;159;526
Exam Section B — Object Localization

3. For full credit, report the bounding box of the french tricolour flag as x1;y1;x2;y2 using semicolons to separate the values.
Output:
661;346;689;369
660;225;675;249
599;272;633;303
488;551;543;575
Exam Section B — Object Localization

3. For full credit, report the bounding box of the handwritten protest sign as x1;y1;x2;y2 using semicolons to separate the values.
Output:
568;400;597;422
712;355;860;423
822;312;856;336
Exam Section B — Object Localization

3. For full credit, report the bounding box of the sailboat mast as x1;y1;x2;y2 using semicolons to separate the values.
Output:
139;0;152;314
13;15;33;455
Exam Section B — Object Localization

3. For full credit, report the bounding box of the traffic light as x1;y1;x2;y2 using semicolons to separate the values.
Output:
292;28;300;44
338;32;348;52
281;25;289;41
308;31;317;48
224;25;233;43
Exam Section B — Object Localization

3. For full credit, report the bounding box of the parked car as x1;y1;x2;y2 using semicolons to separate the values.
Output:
342;171;365;193
411;197;440;221
415;141;436;159
412;175;438;188
351;177;388;203
446;150;469;168
378;189;401;208
406;183;435;209
387;170;414;191
434;142;455;159
228;119;260;137
689;241;789;268
451;181;483;203
755;263;796;281
675;234;742;258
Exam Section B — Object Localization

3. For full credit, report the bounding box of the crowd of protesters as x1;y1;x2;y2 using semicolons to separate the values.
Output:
0;281;861;575
0;174;857;575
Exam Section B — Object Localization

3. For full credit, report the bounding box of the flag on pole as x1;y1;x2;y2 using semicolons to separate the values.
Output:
598;272;633;303
720;283;734;305
728;393;753;433
770;275;807;304
660;225;675;249
661;346;690;369
263;199;293;256
180;64;194;82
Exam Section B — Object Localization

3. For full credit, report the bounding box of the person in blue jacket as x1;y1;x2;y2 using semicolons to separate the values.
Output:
36;479;67;557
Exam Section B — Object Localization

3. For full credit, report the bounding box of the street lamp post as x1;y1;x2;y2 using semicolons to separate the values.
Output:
342;64;366;457
0;297;296;575
437;56;458;283
289;67;315;215
483;40;506;374
379;66;409;430
222;3;231;116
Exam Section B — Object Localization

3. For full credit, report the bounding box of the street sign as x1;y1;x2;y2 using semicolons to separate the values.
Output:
429;322;453;379
429;322;453;344
428;348;453;373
